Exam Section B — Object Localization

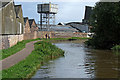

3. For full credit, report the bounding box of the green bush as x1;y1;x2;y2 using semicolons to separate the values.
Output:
87;2;120;49
112;45;120;51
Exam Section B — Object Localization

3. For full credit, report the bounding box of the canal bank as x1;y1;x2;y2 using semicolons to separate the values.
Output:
2;37;88;79
2;41;64;79
32;40;120;78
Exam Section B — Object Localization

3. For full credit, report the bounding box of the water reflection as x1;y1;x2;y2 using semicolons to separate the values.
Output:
84;49;119;78
32;40;120;78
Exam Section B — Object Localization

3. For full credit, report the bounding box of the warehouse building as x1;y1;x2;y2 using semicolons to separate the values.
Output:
0;0;24;49
1;1;24;34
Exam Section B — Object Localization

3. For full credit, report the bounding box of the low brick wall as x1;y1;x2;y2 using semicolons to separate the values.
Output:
0;35;9;49
0;31;38;49
0;34;24;49
9;34;24;47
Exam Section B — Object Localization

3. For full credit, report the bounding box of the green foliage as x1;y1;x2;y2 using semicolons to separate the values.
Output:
112;45;120;55
1;38;40;60
87;2;120;49
112;45;120;51
2;41;64;79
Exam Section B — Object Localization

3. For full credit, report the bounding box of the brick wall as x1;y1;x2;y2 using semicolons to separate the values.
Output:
0;34;24;49
0;35;9;49
24;20;31;34
8;34;23;47
24;31;38;40
0;31;38;49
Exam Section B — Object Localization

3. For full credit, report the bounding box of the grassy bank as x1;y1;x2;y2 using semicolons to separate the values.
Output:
42;37;89;41
2;41;64;79
1;38;40;60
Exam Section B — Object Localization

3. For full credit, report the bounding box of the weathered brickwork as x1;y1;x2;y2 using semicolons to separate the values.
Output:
0;34;23;49
24;31;38;40
29;19;38;33
24;17;31;34
8;34;23;47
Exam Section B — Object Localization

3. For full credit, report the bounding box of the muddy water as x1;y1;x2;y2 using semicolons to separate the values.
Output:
32;40;120;78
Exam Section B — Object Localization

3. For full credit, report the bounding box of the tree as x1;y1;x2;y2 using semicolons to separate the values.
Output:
87;2;120;49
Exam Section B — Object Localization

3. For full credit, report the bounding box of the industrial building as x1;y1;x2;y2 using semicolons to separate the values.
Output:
82;6;93;24
24;17;31;34
66;22;89;33
1;1;24;34
0;0;39;49
29;19;38;33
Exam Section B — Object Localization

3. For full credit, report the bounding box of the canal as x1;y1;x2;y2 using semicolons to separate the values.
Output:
32;40;119;78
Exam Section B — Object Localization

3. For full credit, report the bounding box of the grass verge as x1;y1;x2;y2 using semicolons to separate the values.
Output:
2;41;64;79
42;37;89;41
1;38;40;60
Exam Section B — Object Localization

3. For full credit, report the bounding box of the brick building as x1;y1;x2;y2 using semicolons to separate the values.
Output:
0;0;24;49
1;1;24;34
29;19;38;33
82;6;93;24
24;17;31;33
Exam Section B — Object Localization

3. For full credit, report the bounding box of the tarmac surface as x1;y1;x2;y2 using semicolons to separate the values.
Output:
0;40;40;70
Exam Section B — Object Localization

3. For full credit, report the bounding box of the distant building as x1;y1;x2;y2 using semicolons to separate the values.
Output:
24;17;31;33
58;22;65;25
1;1;24;34
82;6;93;24
29;19;38;33
66;22;89;33
50;25;78;32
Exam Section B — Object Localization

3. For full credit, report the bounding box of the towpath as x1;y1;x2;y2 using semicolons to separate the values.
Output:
0;40;40;70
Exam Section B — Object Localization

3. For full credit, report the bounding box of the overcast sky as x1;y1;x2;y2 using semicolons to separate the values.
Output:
15;0;99;24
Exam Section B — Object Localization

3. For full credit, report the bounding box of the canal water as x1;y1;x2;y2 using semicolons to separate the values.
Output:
32;40;120;78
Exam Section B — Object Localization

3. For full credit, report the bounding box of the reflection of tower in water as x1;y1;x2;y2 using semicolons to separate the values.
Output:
84;50;96;78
